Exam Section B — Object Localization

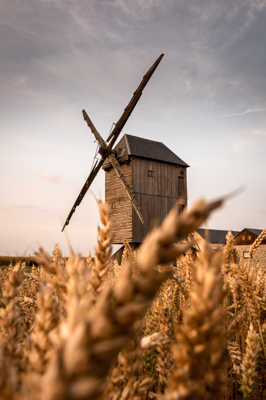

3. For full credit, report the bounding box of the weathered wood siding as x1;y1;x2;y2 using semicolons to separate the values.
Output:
105;156;188;244
105;162;133;243
132;157;187;242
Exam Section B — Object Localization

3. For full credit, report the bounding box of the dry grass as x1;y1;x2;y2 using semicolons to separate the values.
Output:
0;197;264;399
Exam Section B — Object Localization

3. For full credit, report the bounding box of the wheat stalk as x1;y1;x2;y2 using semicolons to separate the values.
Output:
166;242;226;400
1;193;262;399
227;341;242;379
41;197;224;400
28;284;60;375
241;323;261;399
88;200;112;299
249;228;266;259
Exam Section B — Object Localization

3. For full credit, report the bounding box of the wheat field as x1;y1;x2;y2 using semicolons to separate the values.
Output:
0;198;265;399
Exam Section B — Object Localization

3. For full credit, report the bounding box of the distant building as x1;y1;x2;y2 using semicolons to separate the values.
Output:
196;228;266;267
233;228;266;265
113;227;265;266
197;228;239;245
233;228;266;245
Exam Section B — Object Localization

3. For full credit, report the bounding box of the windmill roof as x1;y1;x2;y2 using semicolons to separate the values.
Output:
115;134;189;167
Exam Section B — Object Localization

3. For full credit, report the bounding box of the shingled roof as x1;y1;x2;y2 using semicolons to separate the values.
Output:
197;228;265;244
114;134;189;167
243;228;262;236
197;229;240;244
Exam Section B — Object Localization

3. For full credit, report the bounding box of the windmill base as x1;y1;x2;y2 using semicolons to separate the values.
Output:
112;243;140;265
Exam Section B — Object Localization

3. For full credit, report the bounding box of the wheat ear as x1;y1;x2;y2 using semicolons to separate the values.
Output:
241;323;261;399
28;284;60;375
249;228;266;259
41;197;224;400
166;242;226;400
88;200;112;298
0;264;25;362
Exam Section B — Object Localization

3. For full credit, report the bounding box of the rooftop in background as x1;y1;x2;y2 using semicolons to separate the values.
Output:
197;228;265;244
114;134;189;167
241;228;263;236
234;228;266;245
197;228;240;244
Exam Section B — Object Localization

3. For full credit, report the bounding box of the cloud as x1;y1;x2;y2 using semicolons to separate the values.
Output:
41;174;63;184
232;137;254;153
1;0;266;114
2;204;48;213
232;128;266;153
224;107;266;118
251;129;266;137
11;205;40;210
109;0;162;17
2;0;266;256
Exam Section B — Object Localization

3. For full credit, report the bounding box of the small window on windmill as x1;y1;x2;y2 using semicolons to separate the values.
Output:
112;200;120;210
179;204;185;214
243;251;250;259
178;176;185;195
148;169;154;177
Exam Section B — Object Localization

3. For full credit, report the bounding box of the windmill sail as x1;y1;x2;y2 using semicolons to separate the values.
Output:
107;53;164;148
61;53;165;232
61;158;104;231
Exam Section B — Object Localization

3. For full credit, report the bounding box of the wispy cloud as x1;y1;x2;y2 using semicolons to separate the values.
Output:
251;129;266;137
106;0;162;17
232;137;251;153
232;128;266;153
224;107;266;118
3;204;48;212
41;175;63;184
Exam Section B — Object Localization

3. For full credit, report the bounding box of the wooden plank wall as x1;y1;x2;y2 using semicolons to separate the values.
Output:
105;162;133;243
132;158;187;242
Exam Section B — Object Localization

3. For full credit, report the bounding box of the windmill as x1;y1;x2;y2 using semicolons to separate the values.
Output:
62;53;189;245
62;53;165;233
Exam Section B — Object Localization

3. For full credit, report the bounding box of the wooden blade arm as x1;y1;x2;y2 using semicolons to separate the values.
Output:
82;110;108;156
108;153;144;224
61;158;104;231
107;53;164;149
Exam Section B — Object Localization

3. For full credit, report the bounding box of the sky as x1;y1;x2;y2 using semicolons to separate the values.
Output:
1;0;266;256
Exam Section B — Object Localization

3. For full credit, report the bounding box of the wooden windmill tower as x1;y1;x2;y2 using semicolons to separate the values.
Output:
103;134;188;243
62;54;189;244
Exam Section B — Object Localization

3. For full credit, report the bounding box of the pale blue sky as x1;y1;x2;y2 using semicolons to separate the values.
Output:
1;0;266;255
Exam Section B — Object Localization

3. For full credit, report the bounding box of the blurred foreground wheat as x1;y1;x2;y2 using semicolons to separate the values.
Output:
0;197;264;399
